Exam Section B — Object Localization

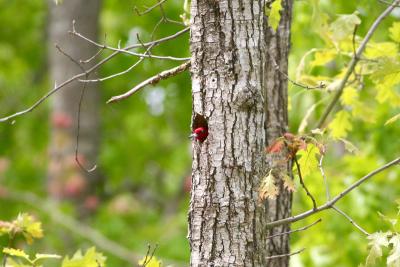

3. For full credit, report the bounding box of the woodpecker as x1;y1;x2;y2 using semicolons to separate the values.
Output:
190;127;208;142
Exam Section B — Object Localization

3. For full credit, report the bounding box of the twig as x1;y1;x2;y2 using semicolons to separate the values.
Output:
107;61;191;104
79;44;155;83
140;244;159;267
316;0;400;128
2;232;15;267
266;248;305;260
0;189;185;267
70;23;189;61
294;157;317;210
0;27;189;123
378;0;400;6
134;0;167;16
332;205;370;235
267;157;400;228
80;46;104;64
268;52;325;90
267;219;322;239
319;155;331;201
319;155;369;235
55;44;97;173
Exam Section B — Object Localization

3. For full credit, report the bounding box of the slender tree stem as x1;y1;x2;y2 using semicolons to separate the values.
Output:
316;0;400;128
266;248;305;260
266;218;322;239
294;157;317;210
267;157;400;228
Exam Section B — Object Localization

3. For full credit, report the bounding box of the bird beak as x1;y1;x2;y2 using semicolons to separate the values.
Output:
189;133;197;140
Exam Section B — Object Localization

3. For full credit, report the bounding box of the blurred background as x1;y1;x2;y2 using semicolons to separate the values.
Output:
0;0;399;266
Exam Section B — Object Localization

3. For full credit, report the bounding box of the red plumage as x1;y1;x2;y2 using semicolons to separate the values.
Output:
191;127;208;142
190;113;208;143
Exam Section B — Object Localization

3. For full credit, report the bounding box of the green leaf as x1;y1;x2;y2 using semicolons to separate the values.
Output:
2;248;30;262
14;213;43;244
340;87;359;106
375;72;400;106
310;49;337;67
310;0;331;44
365;232;390;266
138;256;162;267
0;221;13;236
328;110;353;139
365;42;398;59
268;0;282;32
329;12;361;44
389;22;400;43
294;143;320;178
62;247;106;267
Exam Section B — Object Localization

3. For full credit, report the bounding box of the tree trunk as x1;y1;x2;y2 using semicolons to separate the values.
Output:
189;0;292;266
47;0;102;215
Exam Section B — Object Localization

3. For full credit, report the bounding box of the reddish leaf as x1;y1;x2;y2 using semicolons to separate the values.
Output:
283;132;295;140
267;140;285;153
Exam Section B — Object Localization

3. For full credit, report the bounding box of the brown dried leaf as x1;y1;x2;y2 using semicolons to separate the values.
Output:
282;174;296;193
259;171;279;200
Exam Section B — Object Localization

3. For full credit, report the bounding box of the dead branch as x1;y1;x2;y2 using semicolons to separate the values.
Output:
332;206;370;235
107;61;191;104
266;219;322;239
0;27;189;123
266;248;305;260
134;0;167;16
70;22;189;61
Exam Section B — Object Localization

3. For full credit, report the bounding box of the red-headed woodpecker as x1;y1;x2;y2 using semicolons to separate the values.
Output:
190;127;208;143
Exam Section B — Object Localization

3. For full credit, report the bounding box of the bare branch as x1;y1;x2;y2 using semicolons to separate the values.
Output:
267;157;400;228
319;155;369;235
267;218;322;239
70;19;188;61
134;0;167;16
377;0;400;6
55;44;97;173
294;157;317;210
316;0;400;128
266;248;306;260
268;52;325;90
80;46;105;64
140;244;159;267
107;61;191;104
319;155;331;201
332;206;370;235
0;27;189;123
80;44;155;83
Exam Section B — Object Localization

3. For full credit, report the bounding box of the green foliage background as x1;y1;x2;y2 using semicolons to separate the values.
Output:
0;0;399;266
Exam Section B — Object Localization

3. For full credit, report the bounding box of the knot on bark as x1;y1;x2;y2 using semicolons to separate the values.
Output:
232;86;263;111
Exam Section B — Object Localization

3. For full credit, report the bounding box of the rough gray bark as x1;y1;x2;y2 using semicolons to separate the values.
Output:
264;0;293;266
47;0;102;213
189;0;292;266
